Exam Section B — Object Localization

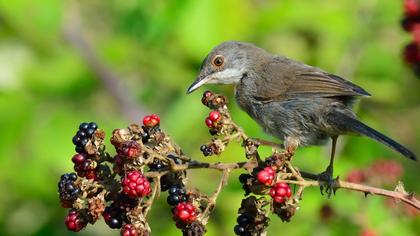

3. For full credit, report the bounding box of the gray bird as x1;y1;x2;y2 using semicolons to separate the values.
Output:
186;41;417;194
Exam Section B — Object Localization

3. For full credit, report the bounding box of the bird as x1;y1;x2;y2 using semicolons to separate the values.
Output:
186;41;417;195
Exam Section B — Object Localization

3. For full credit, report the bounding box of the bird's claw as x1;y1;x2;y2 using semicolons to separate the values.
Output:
317;168;338;198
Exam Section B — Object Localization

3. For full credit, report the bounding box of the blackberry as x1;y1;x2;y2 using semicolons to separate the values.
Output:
121;170;151;198
149;159;166;171
103;205;126;229
200;145;213;156
167;185;188;206
72;122;98;153
74;159;97;179
236;214;252;226
121;224;138;236
173;202;197;224
58;173;80;207
234;225;246;235
141;131;150;143
233;213;254;236
65;209;87;232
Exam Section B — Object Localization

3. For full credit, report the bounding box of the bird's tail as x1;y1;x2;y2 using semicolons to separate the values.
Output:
326;111;417;161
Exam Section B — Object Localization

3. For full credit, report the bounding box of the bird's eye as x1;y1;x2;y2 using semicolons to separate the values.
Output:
212;55;224;67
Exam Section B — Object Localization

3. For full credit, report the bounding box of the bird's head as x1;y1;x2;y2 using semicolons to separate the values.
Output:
186;41;264;94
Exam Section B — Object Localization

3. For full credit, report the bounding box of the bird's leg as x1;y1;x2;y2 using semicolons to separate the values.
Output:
318;136;339;198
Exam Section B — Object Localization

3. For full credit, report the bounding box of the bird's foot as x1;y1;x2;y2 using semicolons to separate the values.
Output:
317;167;338;198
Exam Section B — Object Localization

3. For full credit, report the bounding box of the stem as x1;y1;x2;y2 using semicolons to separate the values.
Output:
201;169;231;224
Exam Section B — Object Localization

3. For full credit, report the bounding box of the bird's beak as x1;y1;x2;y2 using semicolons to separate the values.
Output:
186;75;212;94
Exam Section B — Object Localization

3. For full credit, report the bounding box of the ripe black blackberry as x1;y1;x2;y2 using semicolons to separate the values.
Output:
103;204;127;229
148;159;166;171
200;145;213;156
233;213;257;235
72;122;98;153
58;173;80;207
149;155;185;191
167;185;188;206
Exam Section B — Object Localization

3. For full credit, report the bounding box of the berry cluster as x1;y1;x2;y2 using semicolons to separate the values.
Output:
402;0;420;77
72;122;98;153
102;194;138;229
148;157;184;192
143;114;160;128
256;166;275;186
233;213;254;236
58;173;80;208
65;209;87;232
103;205;127;229
72;153;98;179
121;224;138;236
199;140;225;157
201;90;227;109
167;185;188;206
234;196;269;236
122;170;151;198
270;183;292;204
200;144;214;156
204;111;221;128
173;202;198;224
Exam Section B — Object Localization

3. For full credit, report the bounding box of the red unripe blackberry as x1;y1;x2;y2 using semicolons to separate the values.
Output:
143;114;160;127
270;182;292;203
256;166;276;186
205;117;214;128
65;209;87;232
122;171;151;198
208;111;221;122
150;114;160;123
120;224;138;236
72;153;86;164
173;202;197;224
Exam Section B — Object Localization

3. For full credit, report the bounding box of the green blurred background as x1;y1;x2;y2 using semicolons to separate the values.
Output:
0;0;419;235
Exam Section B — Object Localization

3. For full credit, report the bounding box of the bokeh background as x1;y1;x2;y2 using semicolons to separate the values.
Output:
0;0;419;235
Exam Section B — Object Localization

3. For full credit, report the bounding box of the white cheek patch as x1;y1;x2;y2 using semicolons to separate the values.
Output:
209;68;244;84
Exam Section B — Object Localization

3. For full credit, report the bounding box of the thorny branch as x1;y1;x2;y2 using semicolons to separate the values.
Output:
59;90;419;236
144;158;420;211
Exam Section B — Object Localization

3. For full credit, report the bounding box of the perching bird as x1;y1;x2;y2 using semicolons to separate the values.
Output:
186;41;417;194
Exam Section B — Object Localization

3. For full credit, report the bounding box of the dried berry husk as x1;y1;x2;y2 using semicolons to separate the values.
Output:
181;221;206;236
272;202;298;222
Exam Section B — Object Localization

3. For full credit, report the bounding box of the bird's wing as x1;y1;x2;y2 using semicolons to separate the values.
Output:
252;58;370;102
